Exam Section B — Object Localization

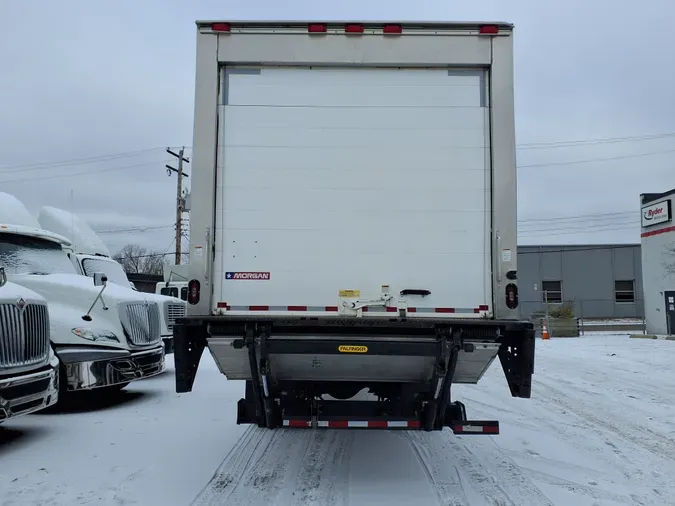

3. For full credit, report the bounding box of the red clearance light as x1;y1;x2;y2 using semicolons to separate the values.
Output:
345;24;364;33
308;23;327;33
211;23;231;32
382;24;403;34
479;25;499;35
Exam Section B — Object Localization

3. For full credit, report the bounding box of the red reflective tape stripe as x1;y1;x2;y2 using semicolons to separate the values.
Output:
367;420;388;428
478;305;489;311
408;307;417;312
287;419;311;428
329;420;349;428
249;305;269;311
641;225;675;237
483;425;499;434
435;308;456;313
216;302;228;308
287;305;308;311
325;306;339;312
361;306;369;312
407;420;420;428
386;307;398;312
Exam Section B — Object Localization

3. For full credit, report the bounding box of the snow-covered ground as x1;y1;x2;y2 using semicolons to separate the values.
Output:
1;334;674;505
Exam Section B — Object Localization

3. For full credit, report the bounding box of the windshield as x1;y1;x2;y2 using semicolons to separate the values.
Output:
0;232;76;275
160;285;188;301
81;257;130;286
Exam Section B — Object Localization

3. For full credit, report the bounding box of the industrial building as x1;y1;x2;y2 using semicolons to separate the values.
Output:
639;188;675;335
517;244;643;320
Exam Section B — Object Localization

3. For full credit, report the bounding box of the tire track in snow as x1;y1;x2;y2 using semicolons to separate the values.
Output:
406;432;466;505
285;430;352;506
193;427;351;506
405;432;555;506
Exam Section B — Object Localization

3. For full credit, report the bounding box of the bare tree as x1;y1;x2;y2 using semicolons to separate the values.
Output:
665;243;675;276
113;244;167;275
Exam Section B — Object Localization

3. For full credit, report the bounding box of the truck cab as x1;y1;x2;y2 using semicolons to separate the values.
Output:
36;206;187;354
0;192;165;396
156;264;189;301
0;268;59;422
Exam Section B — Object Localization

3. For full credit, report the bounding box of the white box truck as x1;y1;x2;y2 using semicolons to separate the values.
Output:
174;20;535;434
0;267;59;421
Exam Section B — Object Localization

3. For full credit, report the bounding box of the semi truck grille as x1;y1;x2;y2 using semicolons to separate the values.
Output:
0;303;50;368
119;302;162;346
165;302;186;334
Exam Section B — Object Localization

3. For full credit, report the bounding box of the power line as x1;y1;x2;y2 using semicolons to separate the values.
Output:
95;224;175;234
516;131;675;149
518;147;675;169
518;210;636;224
0;160;171;185
0;147;165;174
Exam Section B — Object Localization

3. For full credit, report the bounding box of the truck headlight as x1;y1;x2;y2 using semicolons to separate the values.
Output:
71;328;120;342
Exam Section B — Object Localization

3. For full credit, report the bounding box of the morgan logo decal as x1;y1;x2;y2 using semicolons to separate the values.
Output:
226;272;271;280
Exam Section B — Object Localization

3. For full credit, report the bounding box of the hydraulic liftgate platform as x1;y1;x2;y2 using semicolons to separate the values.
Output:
174;316;535;435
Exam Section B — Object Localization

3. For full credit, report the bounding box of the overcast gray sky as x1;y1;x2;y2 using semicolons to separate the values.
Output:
1;0;673;257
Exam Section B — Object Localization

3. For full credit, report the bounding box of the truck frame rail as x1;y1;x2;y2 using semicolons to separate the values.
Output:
174;316;534;434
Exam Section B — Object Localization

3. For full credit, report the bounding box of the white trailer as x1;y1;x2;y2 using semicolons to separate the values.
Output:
175;21;535;434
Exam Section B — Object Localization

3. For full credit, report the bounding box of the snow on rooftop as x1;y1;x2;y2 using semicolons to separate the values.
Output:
38;206;111;256
0;191;42;229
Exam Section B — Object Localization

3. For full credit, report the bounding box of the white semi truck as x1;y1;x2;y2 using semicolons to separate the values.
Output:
36;206;187;354
0;267;59;421
0;192;165;396
174;21;535;434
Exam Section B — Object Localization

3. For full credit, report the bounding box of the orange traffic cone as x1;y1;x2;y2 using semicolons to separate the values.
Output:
542;325;550;340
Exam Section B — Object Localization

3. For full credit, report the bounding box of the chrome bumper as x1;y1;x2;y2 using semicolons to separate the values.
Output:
56;346;165;392
163;336;175;355
0;362;59;422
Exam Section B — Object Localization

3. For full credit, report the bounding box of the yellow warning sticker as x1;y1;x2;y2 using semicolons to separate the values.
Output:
339;289;360;298
338;345;368;354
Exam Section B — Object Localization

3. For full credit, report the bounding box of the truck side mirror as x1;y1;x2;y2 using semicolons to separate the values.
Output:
93;272;108;287
0;267;6;288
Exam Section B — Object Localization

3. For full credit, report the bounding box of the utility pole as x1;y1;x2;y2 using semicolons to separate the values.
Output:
166;147;190;265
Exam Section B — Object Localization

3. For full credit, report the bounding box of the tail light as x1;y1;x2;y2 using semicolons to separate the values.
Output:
505;283;518;309
187;279;201;305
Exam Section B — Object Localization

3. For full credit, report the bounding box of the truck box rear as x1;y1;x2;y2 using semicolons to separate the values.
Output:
175;21;533;434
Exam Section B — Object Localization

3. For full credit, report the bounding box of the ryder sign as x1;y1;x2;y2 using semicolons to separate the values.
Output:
641;199;672;228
